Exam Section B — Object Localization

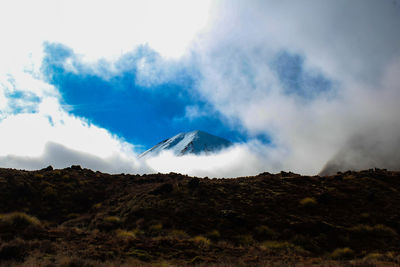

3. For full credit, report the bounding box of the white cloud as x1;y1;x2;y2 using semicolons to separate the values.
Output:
0;0;212;63
0;0;212;174
145;141;283;178
1;0;400;176
0;142;146;174
55;0;212;60
183;105;208;121
188;0;400;174
0;96;146;173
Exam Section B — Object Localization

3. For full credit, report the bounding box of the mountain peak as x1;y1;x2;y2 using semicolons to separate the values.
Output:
140;130;232;157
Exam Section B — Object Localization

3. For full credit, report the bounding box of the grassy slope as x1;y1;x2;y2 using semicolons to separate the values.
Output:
0;167;400;266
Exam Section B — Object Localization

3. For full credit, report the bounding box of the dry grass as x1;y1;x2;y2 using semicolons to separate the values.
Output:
260;241;307;254
207;229;221;241
104;216;121;223
329;247;354;260
192;235;211;248
254;225;277;240
168;229;190;239
299;197;317;207
149;223;163;231
116;229;137;239
0;212;41;227
349;224;397;237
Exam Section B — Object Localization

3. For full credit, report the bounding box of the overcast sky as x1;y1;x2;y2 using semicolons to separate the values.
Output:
1;0;399;177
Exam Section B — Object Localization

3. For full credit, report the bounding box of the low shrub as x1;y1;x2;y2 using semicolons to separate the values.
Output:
58;256;89;267
151;261;174;267
150;184;173;195
207;229;221;241
0;238;29;261
234;234;254;246
189;256;206;264
149;223;163;232
192;235;211;248
360;212;370;219
0;212;42;240
299;197;317;207
33;173;44;179
254;225;277;240
116;229;136;239
66;213;80;219
168;229;190;240
363;252;386;261
93;203;102;209
330;247;354;260
42;186;57;200
104;216;121;223
349;224;397;238
291;234;318;252
261;241;307;254
188;178;200;190
0;212;40;228
127;249;152;261
97;216;122;231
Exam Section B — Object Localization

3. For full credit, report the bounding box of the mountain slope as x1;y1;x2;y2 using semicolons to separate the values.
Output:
140;130;232;157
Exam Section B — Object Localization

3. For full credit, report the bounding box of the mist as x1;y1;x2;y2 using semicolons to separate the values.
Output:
188;0;400;175
0;142;145;174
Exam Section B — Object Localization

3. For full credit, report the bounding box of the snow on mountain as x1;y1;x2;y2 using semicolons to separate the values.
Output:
139;130;232;158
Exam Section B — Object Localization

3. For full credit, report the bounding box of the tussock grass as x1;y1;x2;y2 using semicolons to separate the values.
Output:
254;225;277;240
234;234;254;246
363;252;386;261
261;241;307;254
207;229;220;241
168;229;190;240
299;197;317;207
116;229;137;239
349;224;397;237
192;235;211;248
330;247;354;260
104;216;121;223
0;212;41;228
149;223;163;231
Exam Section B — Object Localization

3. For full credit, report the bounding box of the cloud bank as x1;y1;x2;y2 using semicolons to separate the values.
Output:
0;97;145;173
189;0;400;175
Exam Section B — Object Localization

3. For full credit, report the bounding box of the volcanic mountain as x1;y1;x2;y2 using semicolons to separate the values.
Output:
139;130;232;157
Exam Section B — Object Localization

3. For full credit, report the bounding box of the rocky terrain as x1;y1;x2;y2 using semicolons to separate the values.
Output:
0;166;400;266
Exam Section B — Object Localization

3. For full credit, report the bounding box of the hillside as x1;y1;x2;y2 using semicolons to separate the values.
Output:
0;166;400;266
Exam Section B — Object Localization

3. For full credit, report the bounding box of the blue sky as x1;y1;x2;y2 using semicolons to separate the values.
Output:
271;51;334;100
41;43;249;150
41;43;335;151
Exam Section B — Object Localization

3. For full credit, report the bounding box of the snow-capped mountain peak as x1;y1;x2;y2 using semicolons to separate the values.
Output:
139;130;232;157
